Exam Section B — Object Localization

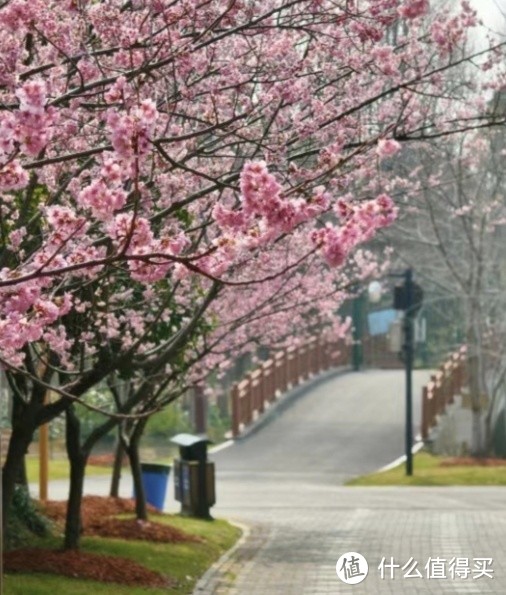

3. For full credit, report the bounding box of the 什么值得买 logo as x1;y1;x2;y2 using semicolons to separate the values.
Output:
336;552;369;585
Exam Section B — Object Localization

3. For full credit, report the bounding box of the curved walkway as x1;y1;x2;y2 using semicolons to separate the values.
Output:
196;369;506;594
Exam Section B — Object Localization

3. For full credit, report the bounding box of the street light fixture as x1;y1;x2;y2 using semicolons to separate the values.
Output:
367;281;382;304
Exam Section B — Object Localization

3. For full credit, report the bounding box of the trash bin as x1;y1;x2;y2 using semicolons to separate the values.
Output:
138;463;171;511
171;433;215;519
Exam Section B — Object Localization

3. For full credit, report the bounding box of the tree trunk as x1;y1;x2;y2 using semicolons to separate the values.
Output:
64;406;87;550
468;349;484;456
1;423;34;529
484;385;501;456
126;434;148;521
471;409;483;456
109;430;124;498
2;387;36;530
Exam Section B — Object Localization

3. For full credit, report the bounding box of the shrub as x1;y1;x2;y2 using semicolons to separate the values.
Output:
6;485;52;547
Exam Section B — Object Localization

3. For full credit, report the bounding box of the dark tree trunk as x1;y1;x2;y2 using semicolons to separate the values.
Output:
13;397;29;489
2;390;37;530
64;406;88;550
109;430;124;498
1;422;34;529
16;456;28;487
126;433;148;521
124;416;150;521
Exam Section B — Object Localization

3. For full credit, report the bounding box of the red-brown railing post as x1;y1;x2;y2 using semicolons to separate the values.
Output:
436;377;441;412
300;344;307;381
269;359;275;402
274;352;283;396
246;377;253;426
287;346;295;387
421;385;429;440
231;384;240;438
430;389;436;431
420;346;468;443
293;346;300;386
299;344;305;381
258;367;265;414
441;366;448;408
323;340;330;369
305;339;314;379
282;349;289;392
311;338;318;375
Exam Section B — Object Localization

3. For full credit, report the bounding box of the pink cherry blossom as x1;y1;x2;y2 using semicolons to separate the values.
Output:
78;180;127;220
399;0;429;19
0;160;29;191
377;139;402;158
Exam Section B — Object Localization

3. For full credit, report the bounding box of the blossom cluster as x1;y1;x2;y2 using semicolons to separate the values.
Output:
106;98;159;161
310;194;397;267
0;80;54;192
0;0;499;376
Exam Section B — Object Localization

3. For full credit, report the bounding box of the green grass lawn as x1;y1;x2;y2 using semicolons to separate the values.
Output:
25;456;112;482
3;514;241;595
347;452;506;486
25;455;178;483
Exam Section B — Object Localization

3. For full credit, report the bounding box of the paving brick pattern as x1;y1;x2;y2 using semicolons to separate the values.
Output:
196;370;506;594
205;482;506;594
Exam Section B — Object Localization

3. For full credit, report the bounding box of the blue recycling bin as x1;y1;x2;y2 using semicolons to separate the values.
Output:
138;463;171;510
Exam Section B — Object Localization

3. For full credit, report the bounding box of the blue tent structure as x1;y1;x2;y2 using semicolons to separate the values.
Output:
367;308;397;336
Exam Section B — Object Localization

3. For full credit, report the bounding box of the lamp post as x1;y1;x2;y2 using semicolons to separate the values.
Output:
395;269;423;476
402;269;414;476
368;270;422;477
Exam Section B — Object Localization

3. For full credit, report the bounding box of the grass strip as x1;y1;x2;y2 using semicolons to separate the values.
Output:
347;452;506;486
25;457;112;482
3;514;241;595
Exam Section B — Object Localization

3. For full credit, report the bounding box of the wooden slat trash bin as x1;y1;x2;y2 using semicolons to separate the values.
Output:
171;433;215;519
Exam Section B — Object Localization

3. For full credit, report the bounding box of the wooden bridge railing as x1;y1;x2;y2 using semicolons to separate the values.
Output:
421;346;467;440
231;337;350;438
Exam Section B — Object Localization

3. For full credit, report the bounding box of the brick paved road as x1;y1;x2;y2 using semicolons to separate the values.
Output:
196;370;506;594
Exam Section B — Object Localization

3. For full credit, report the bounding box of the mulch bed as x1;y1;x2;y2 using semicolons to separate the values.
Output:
4;496;201;588
43;495;154;530
42;495;200;543
3;548;174;588
87;516;202;543
440;456;506;467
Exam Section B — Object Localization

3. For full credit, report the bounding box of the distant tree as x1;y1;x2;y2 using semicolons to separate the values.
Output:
378;121;506;454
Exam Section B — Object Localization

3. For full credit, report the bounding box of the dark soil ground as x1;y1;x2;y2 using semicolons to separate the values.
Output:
4;495;200;588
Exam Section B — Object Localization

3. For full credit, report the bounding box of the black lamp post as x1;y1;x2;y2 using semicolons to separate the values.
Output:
392;268;423;476
367;271;422;476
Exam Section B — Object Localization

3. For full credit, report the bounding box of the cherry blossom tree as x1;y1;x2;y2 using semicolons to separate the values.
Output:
61;242;375;545
1;0;506;544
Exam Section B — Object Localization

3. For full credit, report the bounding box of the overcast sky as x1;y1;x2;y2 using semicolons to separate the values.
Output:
469;0;506;33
